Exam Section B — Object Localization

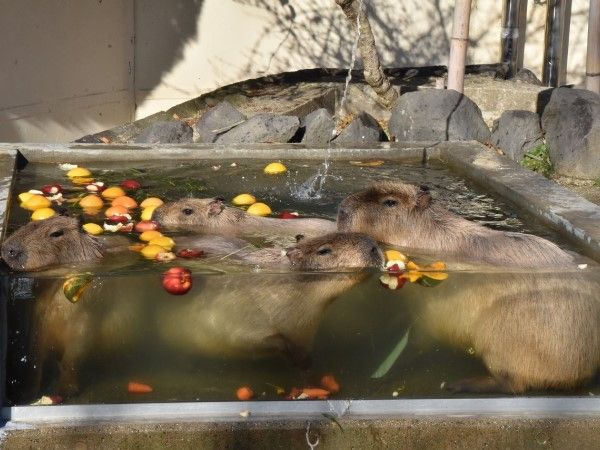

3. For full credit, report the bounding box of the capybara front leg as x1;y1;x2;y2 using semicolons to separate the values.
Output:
444;376;513;394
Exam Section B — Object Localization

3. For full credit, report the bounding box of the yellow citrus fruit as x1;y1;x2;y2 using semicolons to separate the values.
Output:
104;205;129;217
148;236;175;250
71;177;94;185
67;167;91;178
18;192;35;203
140;244;167;259
384;250;408;263
232;193;256;206
246;202;272;216
22;194;51;211
140;206;157;221
101;186;126;200
31;207;56;221
263;162;287;175
139;230;163;242
140;197;164;208
79;194;104;209
82;223;103;235
112;196;138;209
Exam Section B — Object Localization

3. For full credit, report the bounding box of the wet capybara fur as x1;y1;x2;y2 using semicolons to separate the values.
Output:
337;181;574;267
153;196;336;237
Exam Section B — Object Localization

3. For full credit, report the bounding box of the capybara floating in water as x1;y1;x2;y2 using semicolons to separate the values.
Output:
337;181;574;268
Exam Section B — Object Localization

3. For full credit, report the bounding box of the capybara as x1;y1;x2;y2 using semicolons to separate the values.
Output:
408;270;600;393
337;181;574;268
152;196;336;238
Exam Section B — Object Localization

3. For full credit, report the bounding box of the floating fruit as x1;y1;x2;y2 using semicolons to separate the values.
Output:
41;184;62;195
83;207;102;216
67;167;91;178
79;194;104;209
155;251;176;262
236;386;254;401
385;250;408;263
139;230;163;242
232;193;256;206
72;177;94;185
120;179;141;190
176;248;204;259
85;182;106;193
264;162;287;175
278;211;299;219
149;236;175;251
141;244;167;259
247;202;272;216
59;163;78;171
18;192;35;203
127;381;153;394
128;243;146;252
31;207;56;221
62;273;93;303
103;222;123;233
112;196;138;209
30;395;63;406
82;223;103;235
105;205;129;217
105;214;131;224
22;194;52;211
140;197;164;208
134;221;159;233
287;387;330;400
140;206;157;221
320;374;340;394
101;186;126;200
162;267;192;295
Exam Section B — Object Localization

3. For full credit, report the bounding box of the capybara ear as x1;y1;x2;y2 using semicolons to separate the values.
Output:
208;197;225;216
416;186;432;210
295;234;305;242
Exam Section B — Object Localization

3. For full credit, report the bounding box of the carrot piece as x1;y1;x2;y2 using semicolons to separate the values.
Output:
127;381;153;394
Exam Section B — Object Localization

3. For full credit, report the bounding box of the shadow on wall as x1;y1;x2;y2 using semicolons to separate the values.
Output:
134;0;205;108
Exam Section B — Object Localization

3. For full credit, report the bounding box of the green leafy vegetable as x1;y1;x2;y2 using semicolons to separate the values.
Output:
371;327;410;379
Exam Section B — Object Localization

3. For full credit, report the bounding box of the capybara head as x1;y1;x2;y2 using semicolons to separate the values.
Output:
152;197;239;231
1;216;103;271
337;182;433;245
286;232;384;271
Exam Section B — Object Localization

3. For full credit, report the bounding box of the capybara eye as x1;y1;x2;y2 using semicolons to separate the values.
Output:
49;230;64;238
182;208;194;215
382;199;398;207
317;248;332;256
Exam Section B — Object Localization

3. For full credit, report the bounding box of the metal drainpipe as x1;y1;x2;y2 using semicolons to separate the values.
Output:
501;0;527;77
542;0;572;86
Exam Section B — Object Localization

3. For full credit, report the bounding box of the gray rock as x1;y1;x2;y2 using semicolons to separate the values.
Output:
193;101;246;143
333;112;383;145
512;68;543;86
491;110;543;161
541;87;600;179
134;121;193;144
389;89;490;142
215;113;299;144
301;108;335;145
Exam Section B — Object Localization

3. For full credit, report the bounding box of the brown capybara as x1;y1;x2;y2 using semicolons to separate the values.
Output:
337;181;574;268
152;196;336;238
408;269;600;393
155;232;383;364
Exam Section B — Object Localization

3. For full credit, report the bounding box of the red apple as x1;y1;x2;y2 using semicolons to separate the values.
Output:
134;220;159;233
121;179;141;190
176;248;204;259
41;184;62;195
105;214;131;223
278;211;300;219
162;267;192;295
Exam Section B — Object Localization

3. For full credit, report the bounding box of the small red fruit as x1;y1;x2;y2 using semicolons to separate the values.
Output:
85;181;106;193
176;248;205;259
41;184;62;195
278;211;300;219
236;386;254;401
134;220;159;233
105;215;131;223
121;179;141;190
162;267;192;295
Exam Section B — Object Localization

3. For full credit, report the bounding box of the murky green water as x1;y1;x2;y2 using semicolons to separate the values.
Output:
3;159;599;406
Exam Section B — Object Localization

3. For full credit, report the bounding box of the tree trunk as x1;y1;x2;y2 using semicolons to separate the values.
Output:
335;0;398;108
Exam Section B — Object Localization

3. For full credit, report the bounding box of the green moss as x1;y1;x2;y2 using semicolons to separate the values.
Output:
521;143;554;178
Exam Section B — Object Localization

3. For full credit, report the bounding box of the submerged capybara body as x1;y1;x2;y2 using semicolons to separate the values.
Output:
410;270;600;393
153;197;336;238
338;181;574;268
2;217;382;397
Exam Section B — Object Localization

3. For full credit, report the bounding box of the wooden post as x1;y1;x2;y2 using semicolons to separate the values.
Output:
447;0;472;93
587;0;600;94
542;0;572;86
501;0;524;77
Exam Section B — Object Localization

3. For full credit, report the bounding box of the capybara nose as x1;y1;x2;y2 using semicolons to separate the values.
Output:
369;245;384;266
1;244;24;267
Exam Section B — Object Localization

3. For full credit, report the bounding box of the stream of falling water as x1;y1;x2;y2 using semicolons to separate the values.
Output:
290;0;365;200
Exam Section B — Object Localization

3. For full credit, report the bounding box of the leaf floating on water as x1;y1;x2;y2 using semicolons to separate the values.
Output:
349;160;385;167
371;328;411;379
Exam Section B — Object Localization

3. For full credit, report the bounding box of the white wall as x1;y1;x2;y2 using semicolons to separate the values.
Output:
0;0;591;142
